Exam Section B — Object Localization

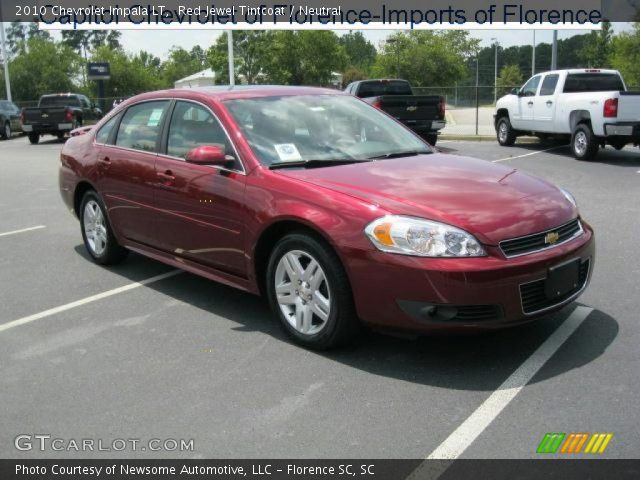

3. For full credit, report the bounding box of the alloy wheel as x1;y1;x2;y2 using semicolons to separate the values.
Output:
83;200;108;256
574;131;588;156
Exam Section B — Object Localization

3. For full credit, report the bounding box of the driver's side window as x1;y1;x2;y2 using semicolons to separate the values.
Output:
521;76;541;97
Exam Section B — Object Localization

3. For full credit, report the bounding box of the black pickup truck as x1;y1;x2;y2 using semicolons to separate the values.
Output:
21;93;102;144
345;79;445;145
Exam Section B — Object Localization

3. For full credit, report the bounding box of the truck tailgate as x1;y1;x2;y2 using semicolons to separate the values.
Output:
22;107;68;125
617;91;640;122
378;95;443;121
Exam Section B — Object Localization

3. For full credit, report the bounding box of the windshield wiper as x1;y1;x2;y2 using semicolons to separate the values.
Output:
367;150;425;160
269;159;370;170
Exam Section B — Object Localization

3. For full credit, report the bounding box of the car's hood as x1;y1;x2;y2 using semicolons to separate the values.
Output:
277;154;576;245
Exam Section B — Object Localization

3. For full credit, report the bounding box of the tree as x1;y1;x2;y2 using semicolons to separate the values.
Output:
342;67;368;86
609;24;640;88
339;32;377;73
372;31;479;87
7;37;81;101
208;31;272;84
161;47;207;86
580;21;612;67
496;65;523;96
6;22;27;56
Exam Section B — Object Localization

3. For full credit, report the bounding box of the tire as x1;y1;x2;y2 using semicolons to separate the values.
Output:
2;122;10;140
571;123;598;160
28;133;39;144
79;190;128;265
57;132;66;141
266;232;359;349
496;116;516;146
424;133;438;146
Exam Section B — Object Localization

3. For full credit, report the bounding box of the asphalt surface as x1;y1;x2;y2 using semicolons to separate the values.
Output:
0;134;638;460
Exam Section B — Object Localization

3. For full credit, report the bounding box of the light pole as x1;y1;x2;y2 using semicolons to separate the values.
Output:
551;30;558;70
0;22;12;102
491;37;499;105
386;37;400;78
227;30;234;87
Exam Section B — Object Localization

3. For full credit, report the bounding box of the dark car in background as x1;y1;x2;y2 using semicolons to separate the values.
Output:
0;100;21;140
345;79;446;145
21;93;102;144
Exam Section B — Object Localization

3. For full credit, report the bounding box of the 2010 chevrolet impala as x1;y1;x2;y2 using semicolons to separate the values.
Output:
59;86;594;349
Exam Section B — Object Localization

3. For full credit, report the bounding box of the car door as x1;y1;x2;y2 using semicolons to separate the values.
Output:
153;100;247;277
532;74;559;132
513;75;541;130
9;103;21;131
95;100;170;247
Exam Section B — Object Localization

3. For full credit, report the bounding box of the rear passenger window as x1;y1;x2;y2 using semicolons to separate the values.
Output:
539;74;559;96
115;101;169;152
95;114;119;144
167;101;232;160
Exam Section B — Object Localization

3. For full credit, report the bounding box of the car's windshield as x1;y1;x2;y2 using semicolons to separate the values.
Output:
224;94;431;167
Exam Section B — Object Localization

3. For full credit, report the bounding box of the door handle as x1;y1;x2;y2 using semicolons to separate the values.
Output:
527;101;534;106
157;170;175;185
546;101;553;106
98;156;111;164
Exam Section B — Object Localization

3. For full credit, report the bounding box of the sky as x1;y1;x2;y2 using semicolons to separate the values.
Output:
106;26;632;60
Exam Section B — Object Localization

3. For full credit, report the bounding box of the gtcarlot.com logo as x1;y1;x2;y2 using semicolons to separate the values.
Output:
15;435;195;452
537;432;613;454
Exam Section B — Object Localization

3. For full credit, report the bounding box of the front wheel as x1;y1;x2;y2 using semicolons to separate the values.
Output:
266;233;359;349
28;133;39;144
496;116;516;146
80;191;128;265
571;124;598;160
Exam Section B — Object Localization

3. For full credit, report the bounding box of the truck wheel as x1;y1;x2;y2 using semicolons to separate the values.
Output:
266;232;359;350
571;124;598;160
2;122;10;140
28;133;39;145
496;117;516;146
424;134;437;146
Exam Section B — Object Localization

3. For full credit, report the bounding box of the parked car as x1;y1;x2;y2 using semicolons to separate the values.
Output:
59;86;594;349
22;93;102;144
345;79;446;145
495;69;640;160
0;100;21;140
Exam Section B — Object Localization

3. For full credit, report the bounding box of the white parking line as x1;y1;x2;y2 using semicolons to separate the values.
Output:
0;225;46;238
492;146;561;163
0;270;181;334
427;305;594;459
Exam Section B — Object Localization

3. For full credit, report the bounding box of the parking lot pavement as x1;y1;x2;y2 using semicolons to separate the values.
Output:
0;135;638;459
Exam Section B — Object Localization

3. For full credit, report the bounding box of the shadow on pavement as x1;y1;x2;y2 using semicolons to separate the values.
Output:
75;247;619;394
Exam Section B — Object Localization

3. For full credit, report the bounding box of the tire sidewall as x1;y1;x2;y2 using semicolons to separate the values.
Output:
266;234;345;348
79;191;114;263
497;117;514;146
572;124;596;160
3;122;10;139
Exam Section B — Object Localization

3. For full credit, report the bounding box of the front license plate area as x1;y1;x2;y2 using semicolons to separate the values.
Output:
545;259;580;299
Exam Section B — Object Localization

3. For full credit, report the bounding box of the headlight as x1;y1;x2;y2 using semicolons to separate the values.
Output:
560;187;577;209
364;216;486;257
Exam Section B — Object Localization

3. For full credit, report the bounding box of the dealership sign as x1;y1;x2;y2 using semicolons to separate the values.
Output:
87;63;110;81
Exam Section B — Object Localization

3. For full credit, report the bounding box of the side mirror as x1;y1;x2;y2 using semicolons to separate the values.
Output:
185;145;229;166
511;87;520;96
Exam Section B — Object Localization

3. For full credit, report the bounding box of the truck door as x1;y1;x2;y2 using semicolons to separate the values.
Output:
514;75;541;130
532;74;559;132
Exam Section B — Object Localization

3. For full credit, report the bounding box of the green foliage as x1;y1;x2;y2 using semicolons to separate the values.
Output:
496;65;523;96
372;31;479;87
208;31;272;84
5;36;81;102
161;46;207;87
342;67;368;86
580;21;612;67
609;24;640;88
339;32;377;74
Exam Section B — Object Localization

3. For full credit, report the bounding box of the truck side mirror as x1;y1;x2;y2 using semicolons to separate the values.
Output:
511;88;520;96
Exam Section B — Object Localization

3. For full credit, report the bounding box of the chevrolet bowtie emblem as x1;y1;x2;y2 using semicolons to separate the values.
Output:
42;113;48;118
406;106;417;112
545;232;560;244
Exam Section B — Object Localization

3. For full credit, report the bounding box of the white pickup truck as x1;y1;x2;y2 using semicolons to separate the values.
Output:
494;69;640;160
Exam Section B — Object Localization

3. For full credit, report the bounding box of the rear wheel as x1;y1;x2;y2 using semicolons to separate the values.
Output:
424;133;438;146
2;122;10;140
28;133;39;144
496;116;516;146
266;232;359;349
571;123;598;160
80;191;128;265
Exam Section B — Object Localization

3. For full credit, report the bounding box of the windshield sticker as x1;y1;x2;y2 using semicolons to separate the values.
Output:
147;109;164;127
274;144;302;162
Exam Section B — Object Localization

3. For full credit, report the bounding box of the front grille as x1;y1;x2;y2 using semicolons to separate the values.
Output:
500;219;583;258
520;259;590;314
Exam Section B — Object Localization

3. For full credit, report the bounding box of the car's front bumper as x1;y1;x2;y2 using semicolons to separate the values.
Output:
342;222;595;333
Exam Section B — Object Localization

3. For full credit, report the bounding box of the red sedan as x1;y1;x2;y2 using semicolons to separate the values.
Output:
59;86;594;349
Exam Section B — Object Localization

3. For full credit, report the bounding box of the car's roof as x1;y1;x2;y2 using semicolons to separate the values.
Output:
536;69;620;76
128;85;346;103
